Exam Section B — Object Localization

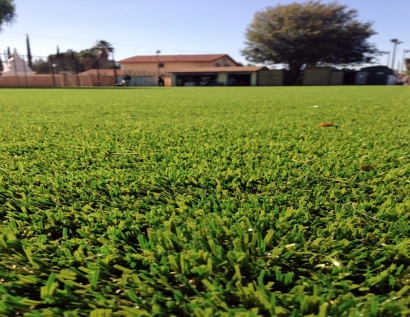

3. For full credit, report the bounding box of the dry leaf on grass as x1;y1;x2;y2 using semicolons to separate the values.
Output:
360;165;375;171
318;122;334;127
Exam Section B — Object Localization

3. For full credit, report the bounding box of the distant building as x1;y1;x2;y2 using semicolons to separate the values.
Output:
2;49;35;77
168;66;267;86
356;66;396;85
118;54;269;86
119;54;239;74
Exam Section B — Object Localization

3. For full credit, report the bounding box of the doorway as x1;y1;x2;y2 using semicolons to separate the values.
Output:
227;73;251;86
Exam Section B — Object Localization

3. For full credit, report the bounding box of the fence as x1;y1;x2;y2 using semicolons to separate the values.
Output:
258;70;285;86
0;74;117;87
0;53;162;87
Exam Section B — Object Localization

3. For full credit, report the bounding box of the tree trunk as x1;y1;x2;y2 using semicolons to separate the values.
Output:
289;64;303;85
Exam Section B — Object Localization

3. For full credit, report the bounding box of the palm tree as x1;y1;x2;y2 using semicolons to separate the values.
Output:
76;49;97;71
77;49;96;60
91;40;114;58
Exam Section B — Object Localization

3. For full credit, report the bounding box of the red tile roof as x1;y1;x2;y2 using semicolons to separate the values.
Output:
167;66;267;73
79;69;123;76
119;54;238;64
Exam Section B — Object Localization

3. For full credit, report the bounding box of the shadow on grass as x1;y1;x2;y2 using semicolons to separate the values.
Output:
0;86;162;90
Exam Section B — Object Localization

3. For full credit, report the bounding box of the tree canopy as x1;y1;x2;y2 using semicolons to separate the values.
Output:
33;40;117;74
405;58;410;76
0;0;16;32
91;40;114;57
242;0;377;83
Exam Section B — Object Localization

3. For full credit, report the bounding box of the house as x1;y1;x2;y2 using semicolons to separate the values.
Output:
168;66;267;86
118;54;239;75
118;54;268;86
355;66;395;85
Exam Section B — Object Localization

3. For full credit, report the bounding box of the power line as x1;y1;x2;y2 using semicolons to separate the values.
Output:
0;31;241;55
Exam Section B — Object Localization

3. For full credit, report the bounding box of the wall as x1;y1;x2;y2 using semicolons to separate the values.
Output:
122;58;237;74
171;74;177;86
250;72;257;86
212;56;237;67
123;61;212;74
0;74;116;87
303;67;332;85
355;72;368;85
258;70;284;86
330;72;344;85
115;76;157;86
0;75;54;87
86;76;116;86
218;73;228;85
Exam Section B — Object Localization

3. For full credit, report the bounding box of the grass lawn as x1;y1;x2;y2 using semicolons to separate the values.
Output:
0;86;410;316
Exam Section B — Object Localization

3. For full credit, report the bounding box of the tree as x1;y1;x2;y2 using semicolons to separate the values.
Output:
43;41;117;75
49;48;77;73
76;49;97;71
0;0;16;32
31;58;51;74
91;40;114;57
26;34;33;69
242;1;377;83
0;54;3;72
76;49;95;60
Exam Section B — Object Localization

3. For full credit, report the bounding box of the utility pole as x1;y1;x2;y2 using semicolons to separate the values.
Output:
391;39;403;70
156;50;161;77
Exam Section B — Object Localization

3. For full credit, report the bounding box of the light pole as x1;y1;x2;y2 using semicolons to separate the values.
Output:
156;50;161;77
391;39;403;70
402;49;410;73
380;51;390;67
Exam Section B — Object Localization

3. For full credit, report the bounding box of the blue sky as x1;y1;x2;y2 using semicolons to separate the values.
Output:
1;0;409;69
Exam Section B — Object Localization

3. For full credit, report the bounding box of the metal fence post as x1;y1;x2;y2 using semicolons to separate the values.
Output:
96;58;101;86
112;49;118;86
74;57;80;87
50;57;56;87
12;53;20;87
22;54;29;87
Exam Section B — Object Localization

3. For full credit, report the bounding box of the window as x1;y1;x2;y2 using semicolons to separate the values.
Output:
215;63;220;67
158;63;164;68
